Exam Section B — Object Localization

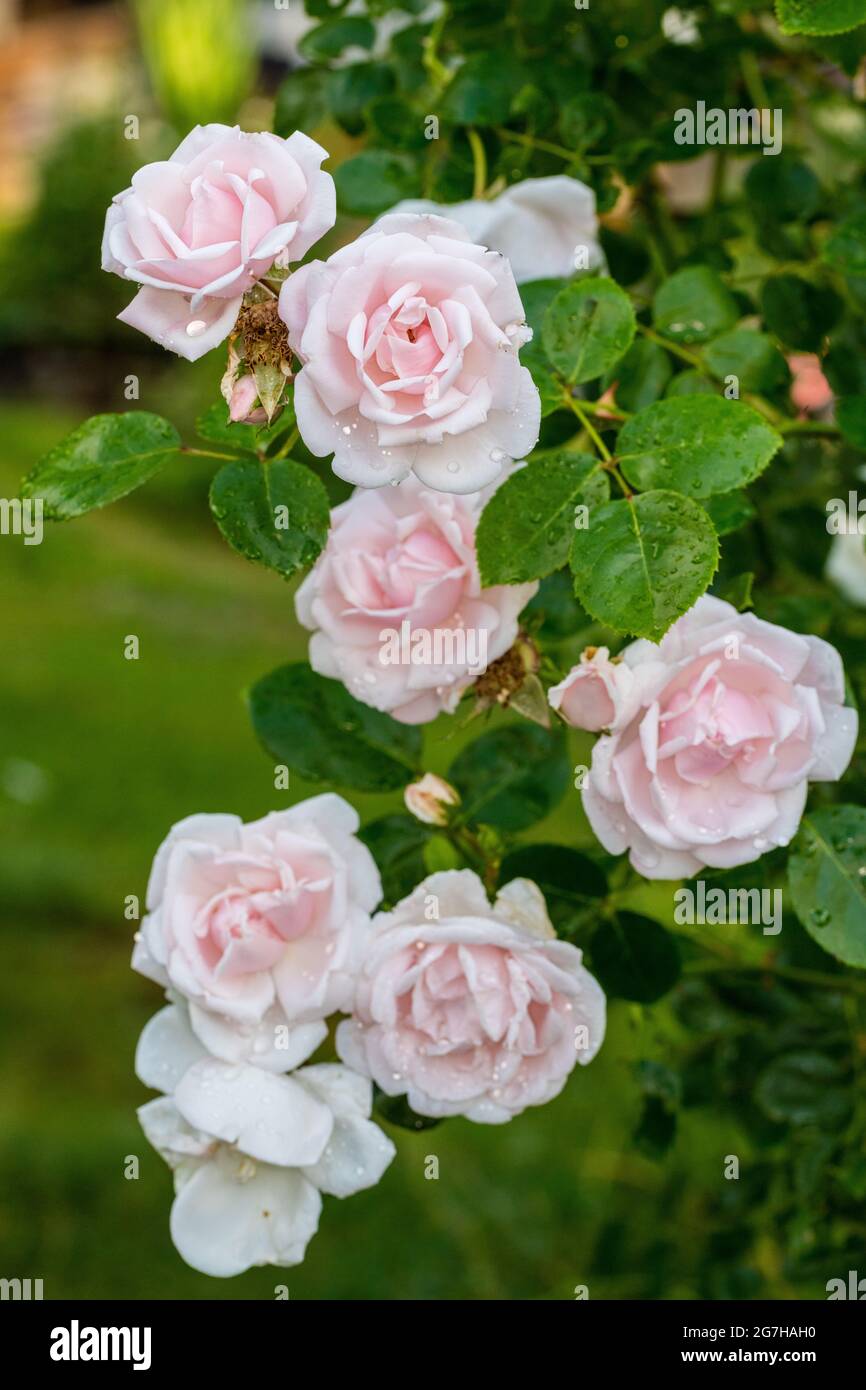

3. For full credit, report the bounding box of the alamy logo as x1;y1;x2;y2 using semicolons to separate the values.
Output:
674;881;782;935
0;1277;43;1299
379;619;487;674
827;1270;866;1299
50;1320;152;1371
0;497;43;545
674;101;782;155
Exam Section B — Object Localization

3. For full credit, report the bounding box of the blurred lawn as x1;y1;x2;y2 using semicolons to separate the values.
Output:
0;385;810;1301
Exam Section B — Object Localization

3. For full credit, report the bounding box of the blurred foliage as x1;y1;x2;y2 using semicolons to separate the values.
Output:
133;0;256;132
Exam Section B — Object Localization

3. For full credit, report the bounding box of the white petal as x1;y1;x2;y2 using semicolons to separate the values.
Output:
174;1058;334;1167
188;1003;327;1074
135;1004;208;1093
301;1112;395;1198
170;1156;321;1277
493;878;556;940
138;1096;213;1168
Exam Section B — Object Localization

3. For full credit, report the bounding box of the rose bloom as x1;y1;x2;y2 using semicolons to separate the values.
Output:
102;124;335;360
279;212;540;493
132;795;381;1063
388;175;604;284
337;870;606;1124
137;1004;394;1277
574;596;858;879
295;475;537;724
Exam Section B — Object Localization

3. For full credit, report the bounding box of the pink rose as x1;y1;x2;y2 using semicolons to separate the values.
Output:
582;596;858;879
132;795;381;1063
337;870;606;1123
279;212;540;493
102;124;335;360
294;475;537;724
548;645;635;732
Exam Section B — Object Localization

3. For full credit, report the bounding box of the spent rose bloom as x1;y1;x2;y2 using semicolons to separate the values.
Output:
102;124;335;360
137;1005;394;1277
279;212;540;493
387;176;604;284
132;795;381;1062
336;870;606;1123
294;474;537;724
580;596;858;880
549;646;634;732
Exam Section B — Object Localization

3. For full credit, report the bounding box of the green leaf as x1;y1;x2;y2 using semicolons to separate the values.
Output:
249;664;422;792
326;62;395;136
837;396;866;449
703;331;789;394
617;396;782;498
589;912;681;1002
498;843;607;937
273;68;329;137
605;338;672;413
776;0;866;36
476;450;607;585
716;570;754;611
570;490;719;641
334;149;420;215
701;489;756;536
423;834;463;874
359;814;429;906
756;1052;852;1128
761;274;843;351
665;369;716;398
653;267;738;345
744;157;821;222
788;806;866;968
20;411;180;520
817;211;866;276
440;52;527;125
298;17;375;61
542;277;636;385
519;277;569;415
449;724;569;831
209;458;329;578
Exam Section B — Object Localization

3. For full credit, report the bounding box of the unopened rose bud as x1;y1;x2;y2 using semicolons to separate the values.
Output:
404;773;461;826
228;373;266;423
548;645;635;732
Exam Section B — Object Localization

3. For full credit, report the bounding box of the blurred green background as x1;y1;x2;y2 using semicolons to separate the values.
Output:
0;0;857;1300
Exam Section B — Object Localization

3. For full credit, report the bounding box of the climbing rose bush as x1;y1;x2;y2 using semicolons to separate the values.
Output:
23;0;866;1294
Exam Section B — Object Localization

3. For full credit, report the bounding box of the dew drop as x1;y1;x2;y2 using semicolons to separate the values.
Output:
186;319;208;337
